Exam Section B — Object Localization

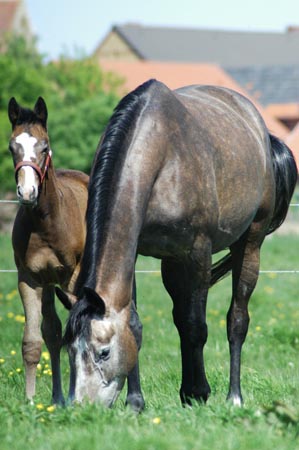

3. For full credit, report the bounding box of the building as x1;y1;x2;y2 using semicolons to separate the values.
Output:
95;24;299;168
95;23;299;67
0;0;33;49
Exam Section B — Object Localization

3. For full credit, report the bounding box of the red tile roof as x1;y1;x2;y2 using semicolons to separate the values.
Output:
100;59;289;137
285;123;299;170
265;103;299;120
100;59;298;169
0;1;18;36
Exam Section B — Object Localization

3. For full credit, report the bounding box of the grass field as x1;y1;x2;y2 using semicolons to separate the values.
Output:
0;231;299;450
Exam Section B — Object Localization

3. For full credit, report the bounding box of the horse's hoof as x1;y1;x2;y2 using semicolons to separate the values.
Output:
226;393;243;407
125;393;145;413
180;386;210;407
52;395;65;407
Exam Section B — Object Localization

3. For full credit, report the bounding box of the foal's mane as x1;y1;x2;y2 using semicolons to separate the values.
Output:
14;106;43;128
75;79;156;294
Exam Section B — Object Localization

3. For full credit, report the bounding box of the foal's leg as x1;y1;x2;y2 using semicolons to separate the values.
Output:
18;272;43;402
227;232;262;406
161;253;211;406
125;277;145;412
41;285;64;405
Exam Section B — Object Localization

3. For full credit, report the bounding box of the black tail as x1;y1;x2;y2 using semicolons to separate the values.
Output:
210;134;298;287
267;134;297;234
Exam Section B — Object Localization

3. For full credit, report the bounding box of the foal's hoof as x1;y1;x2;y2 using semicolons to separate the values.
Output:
125;393;145;413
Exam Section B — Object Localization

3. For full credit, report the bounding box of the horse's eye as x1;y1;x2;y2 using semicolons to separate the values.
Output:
94;347;110;363
41;144;48;154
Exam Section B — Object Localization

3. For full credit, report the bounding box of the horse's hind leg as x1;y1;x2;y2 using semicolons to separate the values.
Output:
125;277;145;412
227;229;263;405
162;253;211;406
41;285;64;405
18;272;43;402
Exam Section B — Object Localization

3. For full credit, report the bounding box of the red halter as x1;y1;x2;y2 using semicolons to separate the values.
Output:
15;152;52;184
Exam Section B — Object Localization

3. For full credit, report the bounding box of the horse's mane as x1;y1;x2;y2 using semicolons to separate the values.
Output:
15;107;42;126
75;79;156;294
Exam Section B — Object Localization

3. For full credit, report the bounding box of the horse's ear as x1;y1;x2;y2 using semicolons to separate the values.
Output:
8;97;20;127
84;287;106;316
34;97;48;127
55;287;77;310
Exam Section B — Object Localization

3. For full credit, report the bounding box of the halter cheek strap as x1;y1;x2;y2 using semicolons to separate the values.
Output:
15;151;52;184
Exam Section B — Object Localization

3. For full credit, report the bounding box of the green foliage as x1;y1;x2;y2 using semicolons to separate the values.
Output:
0;36;122;194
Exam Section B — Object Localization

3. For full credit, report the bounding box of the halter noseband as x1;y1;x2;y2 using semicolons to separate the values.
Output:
15;152;52;185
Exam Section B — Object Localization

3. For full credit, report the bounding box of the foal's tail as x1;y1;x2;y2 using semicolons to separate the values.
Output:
210;134;298;287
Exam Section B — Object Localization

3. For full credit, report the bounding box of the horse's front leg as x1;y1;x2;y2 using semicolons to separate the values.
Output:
125;278;145;412
227;238;261;406
162;253;211;406
18;272;43;403
41;285;64;405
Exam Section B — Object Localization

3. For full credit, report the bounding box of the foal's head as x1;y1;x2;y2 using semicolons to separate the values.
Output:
57;287;137;407
8;97;51;206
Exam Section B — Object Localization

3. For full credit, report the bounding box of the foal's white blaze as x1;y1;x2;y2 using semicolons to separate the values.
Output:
15;132;39;203
16;132;38;161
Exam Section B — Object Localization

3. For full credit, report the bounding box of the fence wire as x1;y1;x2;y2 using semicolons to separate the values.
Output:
1;200;298;275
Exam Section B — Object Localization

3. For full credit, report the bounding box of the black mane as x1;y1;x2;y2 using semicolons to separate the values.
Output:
15;107;41;126
74;79;156;295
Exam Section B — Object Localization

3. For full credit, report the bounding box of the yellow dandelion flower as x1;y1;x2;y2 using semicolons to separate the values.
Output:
15;315;25;323
42;351;50;361
143;316;152;323
47;370;52;376
7;312;14;319
10;350;16;356
6;290;18;300
255;326;261;332
264;286;274;294
44;364;49;369
152;417;161;424
37;364;42;371
16;368;22;373
47;405;56;413
8;371;13;376
267;273;277;279
219;319;226;328
36;403;44;410
0;358;5;364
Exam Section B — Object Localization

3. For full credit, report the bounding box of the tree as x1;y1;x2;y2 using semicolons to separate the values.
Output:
0;36;122;194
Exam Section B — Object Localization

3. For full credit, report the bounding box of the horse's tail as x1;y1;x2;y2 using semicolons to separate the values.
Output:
267;134;297;235
210;134;297;287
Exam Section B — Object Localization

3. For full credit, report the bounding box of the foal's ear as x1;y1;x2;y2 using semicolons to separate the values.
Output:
8;97;20;127
55;287;77;310
84;287;106;317
34;97;48;127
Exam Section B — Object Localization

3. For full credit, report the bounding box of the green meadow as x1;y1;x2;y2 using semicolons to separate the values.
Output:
0;230;298;450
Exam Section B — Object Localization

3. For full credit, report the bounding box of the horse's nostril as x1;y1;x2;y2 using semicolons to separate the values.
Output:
30;186;36;200
17;185;23;198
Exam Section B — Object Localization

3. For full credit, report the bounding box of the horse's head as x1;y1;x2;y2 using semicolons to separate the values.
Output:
8;97;52;206
56;286;138;407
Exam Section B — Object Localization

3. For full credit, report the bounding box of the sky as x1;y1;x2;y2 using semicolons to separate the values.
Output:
26;0;299;60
